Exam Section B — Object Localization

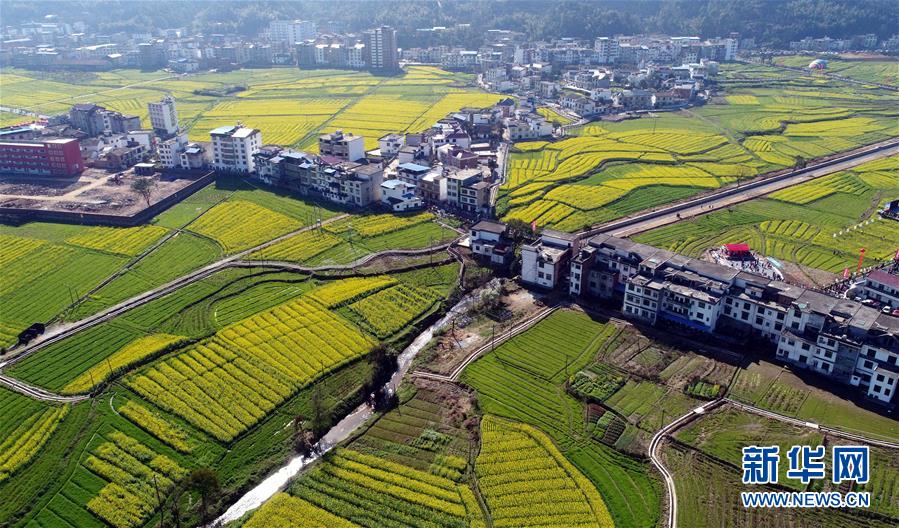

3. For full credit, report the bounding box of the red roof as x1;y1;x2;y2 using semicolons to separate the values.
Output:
725;243;750;252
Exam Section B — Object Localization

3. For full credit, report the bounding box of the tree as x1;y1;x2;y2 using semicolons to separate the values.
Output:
130;176;157;206
292;415;316;456
309;384;329;438
366;344;398;392
187;468;219;523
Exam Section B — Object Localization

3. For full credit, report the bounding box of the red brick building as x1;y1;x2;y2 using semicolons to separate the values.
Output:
0;138;84;176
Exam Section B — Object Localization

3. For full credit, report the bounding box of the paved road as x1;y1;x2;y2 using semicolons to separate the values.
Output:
649;399;725;528
589;138;899;238
647;396;899;528
0;374;88;403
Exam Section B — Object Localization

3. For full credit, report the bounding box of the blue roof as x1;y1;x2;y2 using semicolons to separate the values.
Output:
381;179;409;189
398;162;430;172
0;127;31;136
209;125;236;135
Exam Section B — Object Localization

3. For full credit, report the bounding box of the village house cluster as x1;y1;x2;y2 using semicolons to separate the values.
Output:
241;100;515;214
468;221;899;406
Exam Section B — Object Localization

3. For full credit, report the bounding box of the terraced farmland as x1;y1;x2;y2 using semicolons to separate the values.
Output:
290;448;482;528
477;416;613;528
127;296;375;440
634;155;899;276
500;68;898;231
3;257;458;527
460;309;661;528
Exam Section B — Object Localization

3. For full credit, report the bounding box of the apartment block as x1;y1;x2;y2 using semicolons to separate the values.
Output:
0;137;84;176
363;26;398;72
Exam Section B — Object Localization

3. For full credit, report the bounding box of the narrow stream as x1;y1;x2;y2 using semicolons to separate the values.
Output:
213;283;487;525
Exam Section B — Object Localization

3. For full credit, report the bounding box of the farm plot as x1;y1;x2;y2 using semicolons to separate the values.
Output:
83;431;188;528
348;284;441;338
489;310;616;381
774;55;899;86
118;400;192;454
0;394;67;483
186;200;302;253
9;268;316;393
477;416;613;528
1;66;491;150
675;407;824;491
250;212;457;266
502;70;899;231
243;493;361;528
290;448;483;528
461;309;661;528
128;296;374;440
664;442;893;528
728;361;899;442
537;106;573;125
307;276;397;307
352;388;472;478
65;225;168;256
0;230;127;348
61;333;186;395
635;156;899;274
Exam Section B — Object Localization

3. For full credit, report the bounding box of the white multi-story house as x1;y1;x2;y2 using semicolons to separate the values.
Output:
521;230;577;289
148;95;179;138
858;270;899;308
319;130;365;162
210;124;262;173
378;134;405;157
470;220;513;266
380;179;422;211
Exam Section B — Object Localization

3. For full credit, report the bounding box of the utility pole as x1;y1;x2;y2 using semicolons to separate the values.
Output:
153;473;165;528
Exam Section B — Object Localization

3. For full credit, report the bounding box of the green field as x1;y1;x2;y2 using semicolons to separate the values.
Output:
249;211;458;266
635;156;899;276
773;55;899;86
664;440;896;528
727;361;899;442
460;309;662;528
499;65;898;231
0;66;500;150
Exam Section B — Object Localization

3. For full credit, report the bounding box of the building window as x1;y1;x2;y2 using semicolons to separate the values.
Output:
877;374;885;383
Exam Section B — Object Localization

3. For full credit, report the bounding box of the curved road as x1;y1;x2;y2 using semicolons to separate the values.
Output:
648;396;899;528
